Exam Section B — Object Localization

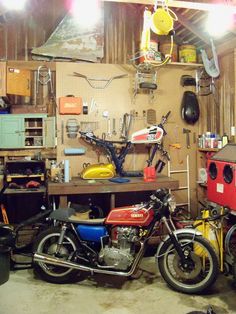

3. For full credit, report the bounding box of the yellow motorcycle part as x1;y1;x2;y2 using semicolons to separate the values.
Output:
193;210;221;258
81;163;116;180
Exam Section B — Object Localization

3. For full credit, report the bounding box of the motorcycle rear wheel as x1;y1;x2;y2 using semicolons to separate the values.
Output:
33;227;80;283
158;234;218;294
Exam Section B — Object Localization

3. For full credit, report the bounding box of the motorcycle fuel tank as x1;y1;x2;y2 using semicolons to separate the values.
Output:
76;225;107;242
80;163;115;180
131;125;163;144
105;205;154;226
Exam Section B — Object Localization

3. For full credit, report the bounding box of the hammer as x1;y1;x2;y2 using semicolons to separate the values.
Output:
183;128;191;149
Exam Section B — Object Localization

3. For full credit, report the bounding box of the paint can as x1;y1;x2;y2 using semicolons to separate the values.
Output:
159;40;178;62
179;45;197;63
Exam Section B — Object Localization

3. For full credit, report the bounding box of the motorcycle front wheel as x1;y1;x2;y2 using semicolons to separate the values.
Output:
33;226;80;284
157;234;219;294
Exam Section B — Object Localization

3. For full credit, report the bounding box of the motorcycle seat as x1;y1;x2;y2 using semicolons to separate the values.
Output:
50;208;105;225
68;217;105;225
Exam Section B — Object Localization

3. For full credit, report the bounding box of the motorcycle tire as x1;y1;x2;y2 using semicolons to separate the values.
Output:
33;226;80;284
158;234;219;294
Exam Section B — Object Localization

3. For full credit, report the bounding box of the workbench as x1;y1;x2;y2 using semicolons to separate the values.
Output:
47;175;179;208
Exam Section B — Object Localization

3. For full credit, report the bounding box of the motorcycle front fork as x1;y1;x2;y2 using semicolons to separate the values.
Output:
55;223;68;256
162;216;189;265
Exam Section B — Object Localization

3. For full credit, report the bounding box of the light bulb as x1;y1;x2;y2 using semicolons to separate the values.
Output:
1;0;27;10
206;7;233;37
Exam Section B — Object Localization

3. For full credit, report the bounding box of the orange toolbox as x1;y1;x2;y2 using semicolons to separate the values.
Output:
59;96;82;115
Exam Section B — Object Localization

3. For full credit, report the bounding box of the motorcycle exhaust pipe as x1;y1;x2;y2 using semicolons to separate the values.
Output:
34;245;144;277
34;253;92;272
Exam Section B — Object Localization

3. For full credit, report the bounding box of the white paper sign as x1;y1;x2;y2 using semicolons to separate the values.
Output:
216;183;224;193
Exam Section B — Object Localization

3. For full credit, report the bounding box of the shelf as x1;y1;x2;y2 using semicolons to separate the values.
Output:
6;174;45;182
25;127;43;129
24;146;43;148
198;148;219;152
4;186;46;195
150;60;203;70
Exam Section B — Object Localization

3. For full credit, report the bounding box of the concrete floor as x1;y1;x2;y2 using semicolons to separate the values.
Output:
0;258;235;314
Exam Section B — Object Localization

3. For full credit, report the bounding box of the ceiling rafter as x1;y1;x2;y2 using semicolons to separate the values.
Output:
177;13;210;45
103;0;236;13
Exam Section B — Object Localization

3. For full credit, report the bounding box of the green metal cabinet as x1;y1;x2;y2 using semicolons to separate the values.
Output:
0;114;55;149
0;115;24;148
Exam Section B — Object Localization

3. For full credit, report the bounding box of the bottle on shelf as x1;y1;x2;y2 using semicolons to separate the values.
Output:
222;133;228;147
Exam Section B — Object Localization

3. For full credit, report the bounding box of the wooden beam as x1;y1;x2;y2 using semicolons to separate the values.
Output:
103;0;236;13
177;14;210;45
217;37;236;56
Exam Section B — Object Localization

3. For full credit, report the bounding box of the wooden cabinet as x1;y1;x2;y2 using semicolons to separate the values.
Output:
7;67;31;96
0;114;55;149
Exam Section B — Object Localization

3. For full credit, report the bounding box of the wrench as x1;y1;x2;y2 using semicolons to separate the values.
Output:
112;118;117;136
107;118;112;138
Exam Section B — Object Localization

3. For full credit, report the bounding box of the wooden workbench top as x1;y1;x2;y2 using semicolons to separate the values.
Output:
48;175;179;195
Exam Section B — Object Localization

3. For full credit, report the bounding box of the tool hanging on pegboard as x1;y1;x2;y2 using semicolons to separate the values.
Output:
120;113;132;140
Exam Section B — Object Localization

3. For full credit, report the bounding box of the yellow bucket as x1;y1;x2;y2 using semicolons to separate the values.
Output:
179;45;197;63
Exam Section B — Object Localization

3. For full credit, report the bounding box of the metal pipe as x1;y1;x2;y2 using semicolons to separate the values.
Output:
34;242;144;277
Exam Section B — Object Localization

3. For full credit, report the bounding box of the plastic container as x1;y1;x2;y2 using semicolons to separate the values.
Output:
222;134;228;147
0;226;14;285
179;45;197;63
59;96;82;115
143;166;156;182
159;41;178;62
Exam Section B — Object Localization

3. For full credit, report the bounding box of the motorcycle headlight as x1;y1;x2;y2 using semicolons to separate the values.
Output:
167;195;176;213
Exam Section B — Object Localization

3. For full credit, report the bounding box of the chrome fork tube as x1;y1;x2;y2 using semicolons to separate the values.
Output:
162;216;186;263
55;224;67;255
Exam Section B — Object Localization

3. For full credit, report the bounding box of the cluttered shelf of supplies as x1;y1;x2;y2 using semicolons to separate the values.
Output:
48;175;179;208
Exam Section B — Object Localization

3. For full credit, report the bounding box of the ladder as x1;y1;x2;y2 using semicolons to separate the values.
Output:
167;154;190;216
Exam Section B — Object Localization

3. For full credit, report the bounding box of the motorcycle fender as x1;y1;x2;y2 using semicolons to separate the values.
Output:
155;228;202;261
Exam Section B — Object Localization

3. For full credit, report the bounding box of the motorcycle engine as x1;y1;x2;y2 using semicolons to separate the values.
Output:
99;227;138;270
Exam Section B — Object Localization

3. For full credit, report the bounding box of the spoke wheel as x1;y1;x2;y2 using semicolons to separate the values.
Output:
33;226;80;283
158;234;219;294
